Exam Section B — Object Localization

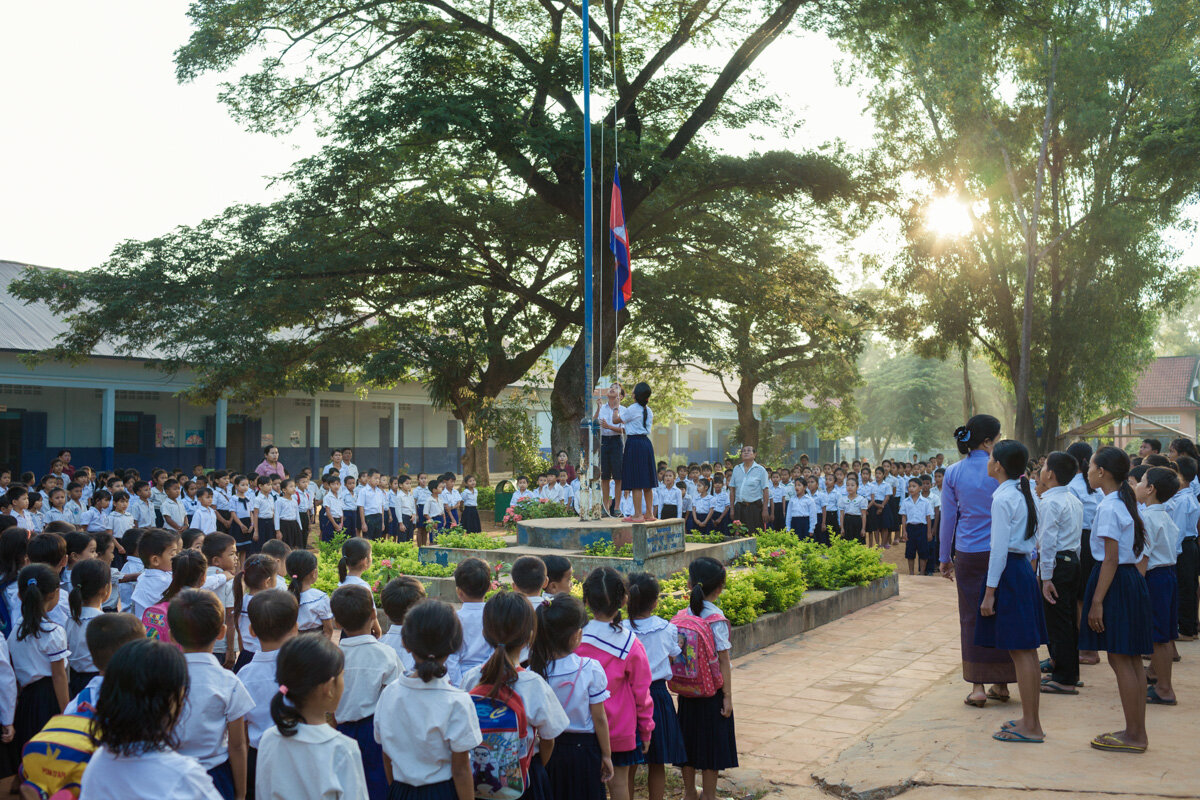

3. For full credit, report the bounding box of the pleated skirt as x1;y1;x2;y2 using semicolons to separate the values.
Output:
622;435;656;490
879;501;899;531
387;779;457;800
974;553;1048;651
546;732;605;800
68;668;98;698
462;506;482;533
1079;563;1153;656
14;676;59;756
519;756;549;800
1147;565;1179;644
842;514;864;543
338;715;387;800
954;550;1017;684
278;519;305;550
645;679;687;765
676;688;737;771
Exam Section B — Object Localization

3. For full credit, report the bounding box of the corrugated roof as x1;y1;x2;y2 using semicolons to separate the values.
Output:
1134;355;1200;408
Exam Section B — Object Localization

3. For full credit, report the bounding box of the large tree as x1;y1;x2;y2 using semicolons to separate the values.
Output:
826;0;1200;451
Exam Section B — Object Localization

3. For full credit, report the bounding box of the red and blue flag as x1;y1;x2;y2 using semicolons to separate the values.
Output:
610;168;632;310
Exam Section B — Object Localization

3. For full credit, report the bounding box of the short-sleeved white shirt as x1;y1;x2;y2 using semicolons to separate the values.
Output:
1092;489;1140;564
256;723;369;800
460;667;570;760
176;653;256;769
623;616;681;682
8;622;69;687
681;602;731;652
447;602;490;686
335;635;401;723
0;635;16;726
238;595;262;654
374;673;483;787
379;625;415;674
65;606;103;673
131;569;172;620
1143;505;1179;570
81;746;223;800
296;588;333;632
542;653;610;732
237;649;280;748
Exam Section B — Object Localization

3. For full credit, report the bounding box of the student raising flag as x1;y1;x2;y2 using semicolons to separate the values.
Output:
611;167;633;310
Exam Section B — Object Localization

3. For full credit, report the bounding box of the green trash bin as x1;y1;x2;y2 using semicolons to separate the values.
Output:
494;480;515;523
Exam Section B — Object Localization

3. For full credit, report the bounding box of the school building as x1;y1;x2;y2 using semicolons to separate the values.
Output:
0;260;827;478
1064;355;1200;447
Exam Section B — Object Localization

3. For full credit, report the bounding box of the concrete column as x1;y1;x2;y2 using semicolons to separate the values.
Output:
391;402;401;474
309;397;321;475
100;387;115;471
214;398;228;469
707;417;716;463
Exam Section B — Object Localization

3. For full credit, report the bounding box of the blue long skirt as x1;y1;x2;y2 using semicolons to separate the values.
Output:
974;553;1048;651
645;679;687;765
676;688;737;771
622;434;656;491
546;732;605;800
1078;564;1152;656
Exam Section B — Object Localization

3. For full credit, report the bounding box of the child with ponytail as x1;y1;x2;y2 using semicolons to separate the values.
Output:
286;550;333;638
9;564;71;755
459;592;569;800
255;634;370;800
233;554;279;672
376;599;483;800
976;440;1047;744
577;567;654;800
1080;446;1153;753
338;537;372;589
141;549;213;648
65;558;111;694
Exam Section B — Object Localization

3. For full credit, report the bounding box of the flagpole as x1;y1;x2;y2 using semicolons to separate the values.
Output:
581;0;594;518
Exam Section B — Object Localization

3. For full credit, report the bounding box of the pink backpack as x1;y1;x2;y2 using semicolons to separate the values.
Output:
142;601;177;649
668;609;727;698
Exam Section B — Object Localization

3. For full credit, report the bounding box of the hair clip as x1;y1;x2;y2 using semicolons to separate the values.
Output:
279;684;289;696
291;574;299;579
26;578;36;586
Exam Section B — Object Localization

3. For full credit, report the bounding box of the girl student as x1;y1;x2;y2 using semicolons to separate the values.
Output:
254;475;276;549
233;554;279;672
142;550;212;647
1079;446;1153;753
338;537;373;589
79;489;112;536
374;599;481;800
287;550;334;638
786;477;815;540
10;564;71;757
65;558;111;695
603;382;656;523
460;475;481;534
624;573;686;800
386;475;402;541
686;479;714;534
576;567;654;800
255;631;370;800
530;593;615;800
675;558;737;800
837;474;868;544
274;478;304;550
230;475;260;555
422;478;445;543
458;592;569;800
1136;467;1181;705
975;441;1047;745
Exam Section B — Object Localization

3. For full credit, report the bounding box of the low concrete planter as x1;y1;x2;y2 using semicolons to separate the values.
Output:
729;573;899;659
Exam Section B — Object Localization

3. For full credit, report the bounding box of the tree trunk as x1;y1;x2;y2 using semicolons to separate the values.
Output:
734;377;761;450
961;346;975;422
461;435;491;486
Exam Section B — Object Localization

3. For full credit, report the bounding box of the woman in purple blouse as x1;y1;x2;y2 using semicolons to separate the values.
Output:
255;445;286;479
939;414;1014;706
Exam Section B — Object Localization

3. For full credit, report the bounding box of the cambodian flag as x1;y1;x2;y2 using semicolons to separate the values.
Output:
610;168;632;310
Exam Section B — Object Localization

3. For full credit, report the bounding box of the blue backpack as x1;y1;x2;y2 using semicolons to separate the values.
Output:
468;683;532;800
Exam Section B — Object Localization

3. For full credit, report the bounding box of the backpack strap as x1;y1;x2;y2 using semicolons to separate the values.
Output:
469;683;529;741
557;659;587;710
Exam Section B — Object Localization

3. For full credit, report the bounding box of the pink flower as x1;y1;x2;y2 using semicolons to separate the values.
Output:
372;581;381;591
540;498;548;503
380;558;393;568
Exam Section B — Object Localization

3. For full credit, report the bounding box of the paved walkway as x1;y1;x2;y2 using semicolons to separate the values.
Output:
720;575;1200;800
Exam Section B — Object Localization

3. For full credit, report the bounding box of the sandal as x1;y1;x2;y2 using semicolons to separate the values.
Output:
1039;658;1053;674
964;694;987;708
993;728;1044;743
986;688;1011;702
1090;732;1146;754
1040;680;1079;695
1146;685;1177;705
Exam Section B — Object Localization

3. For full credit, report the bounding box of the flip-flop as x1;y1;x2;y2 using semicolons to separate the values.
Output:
993;728;1044;743
986;689;1011;702
1039;658;1053;673
1040;681;1079;695
964;695;987;708
1146;674;1158;685
1146;686;1177;705
1090;732;1146;753
1000;719;1019;729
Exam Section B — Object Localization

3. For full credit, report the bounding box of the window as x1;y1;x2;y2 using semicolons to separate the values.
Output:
689;428;707;452
114;413;140;454
1144;414;1180;426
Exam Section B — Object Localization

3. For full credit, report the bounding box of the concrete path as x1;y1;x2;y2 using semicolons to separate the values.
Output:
720;574;1200;800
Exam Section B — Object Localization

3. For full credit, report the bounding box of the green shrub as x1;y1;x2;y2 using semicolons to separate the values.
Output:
685;532;725;544
718;574;765;626
313;535;454;599
749;558;807;613
583;540;633;557
432;529;508;550
477;486;496;510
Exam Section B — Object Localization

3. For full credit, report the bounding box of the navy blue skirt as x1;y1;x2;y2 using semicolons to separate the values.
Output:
879;501;899;531
1147;565;1179;644
462;506;482;533
387;779;457;800
645;679;687;765
1079;564;1153;656
612;742;645;767
676;688;737;771
69;668;98;698
14;676;59;755
338;715;387;800
974;553;1047;651
622;435;656;491
790;517;811;539
208;760;235;800
234;648;255;673
546;732;605;800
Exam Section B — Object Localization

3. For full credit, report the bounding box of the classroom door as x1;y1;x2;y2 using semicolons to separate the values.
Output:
0;413;20;474
227;419;246;472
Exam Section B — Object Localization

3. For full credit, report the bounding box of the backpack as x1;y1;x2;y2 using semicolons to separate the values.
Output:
468;683;533;800
668;609;727;698
142;601;173;646
20;711;98;799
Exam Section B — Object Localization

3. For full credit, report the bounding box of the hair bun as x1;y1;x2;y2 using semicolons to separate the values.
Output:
954;427;970;443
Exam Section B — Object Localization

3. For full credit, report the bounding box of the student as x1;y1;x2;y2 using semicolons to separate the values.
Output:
657;471;683;520
374;599;481;800
130;529;184;619
396;475;418;543
624;574;685;800
786;479;815;540
543;555;573;595
261;539;292;588
576;568;654;800
379;576;426;673
1035;452;1085;695
161;479;188;535
331;584;401;800
28;533;75;627
1078;446;1152;753
508;475;536;509
604;383;656;522
270;478;300;550
9;564;71;758
709;476;730;534
237;590;299;795
423;479;445;542
446;558;492;686
674;558;737;800
460;475;481;533
287;550;333;638
231;476;260;554
1168;456;1200;641
61;612;145;716
296;473;314;539
838;474;868;545
193;488;219;535
921;473;942;575
65;558;110;696
687;479;714;534
117;528;144;613
92;531;121;613
459;592;569;800
170;589;255;800
976;440;1047;744
899;478;934;574
79;490;112;536
183;481;202;524
234;555;281;672
143;550;215;646
511;555;548;608
62;531;97;591
531;594;614;800
358;470;386;540
341;475;360;538
43;487;72;530
767;471;788;531
1066;442;1102;664
254;476;277;546
80;639;223;799
202;533;240;668
212;472;234;534
338;537;373;589
1137;467;1181;705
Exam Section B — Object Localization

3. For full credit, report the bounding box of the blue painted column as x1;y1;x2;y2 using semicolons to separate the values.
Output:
214;398;228;469
309;397;321;475
391;402;400;474
100;387;115;471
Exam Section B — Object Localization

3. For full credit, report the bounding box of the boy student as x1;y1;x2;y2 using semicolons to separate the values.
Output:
511;556;548;608
1166;456;1200;640
203;532;240;669
254;476;276;541
509;475;536;508
920;474;941;576
899;478;934;575
1035;452;1085;695
543;554;573;594
130;481;156;529
131;528;184;619
62;612;145;715
446;557;492;686
107;491;135;540
170;589;255;800
161;478;188;534
320;473;345;541
331;584;401;800
192;487;218;535
27;532;75;625
236;589;299;794
378;576;426;672
358;469;386;539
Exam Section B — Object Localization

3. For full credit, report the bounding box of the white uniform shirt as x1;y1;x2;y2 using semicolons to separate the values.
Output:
623;616;680;682
131;496;156;528
359;486;385;516
508;489;536;509
335;635;401;723
839;493;870;520
7;622;69;687
1143;504;1179;570
729;462;770;506
1092;489;1140;564
397;490;416;518
656;487;682;516
255;491;275;523
274;497;299;529
323;489;343;520
373;673;482;787
339;574;370;590
237;649;281;748
296;587;333;632
80;508;109;533
691;494;713;519
109;510;135;539
232;494;256;521
65;606;103;673
1165;489;1200;555
206;566;236;655
192;505;218;534
619;402;653;436
379;625;415;673
80;746;223;800
447;602;489;686
118;556;143;611
0;636;17;726
256;723;369;800
176;653;256;770
1036;486;1084;579
161;497;187;530
598;403;622;437
131;569;172;620
1068;473;1100;530
786;493;816;523
238;595;263;654
986;479;1038;588
899;495;934;526
542;653;610;732
461;488;478;507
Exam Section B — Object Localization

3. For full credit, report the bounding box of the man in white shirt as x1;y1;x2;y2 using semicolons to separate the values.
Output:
595;383;625;514
339;448;360;482
1036;453;1085;694
729;445;769;531
321;449;345;478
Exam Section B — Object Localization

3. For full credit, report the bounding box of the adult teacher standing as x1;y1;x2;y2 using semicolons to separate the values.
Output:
730;445;770;532
939;414;1014;707
255;445;286;479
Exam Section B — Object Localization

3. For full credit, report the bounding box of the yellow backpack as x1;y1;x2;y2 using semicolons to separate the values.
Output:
20;712;98;800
